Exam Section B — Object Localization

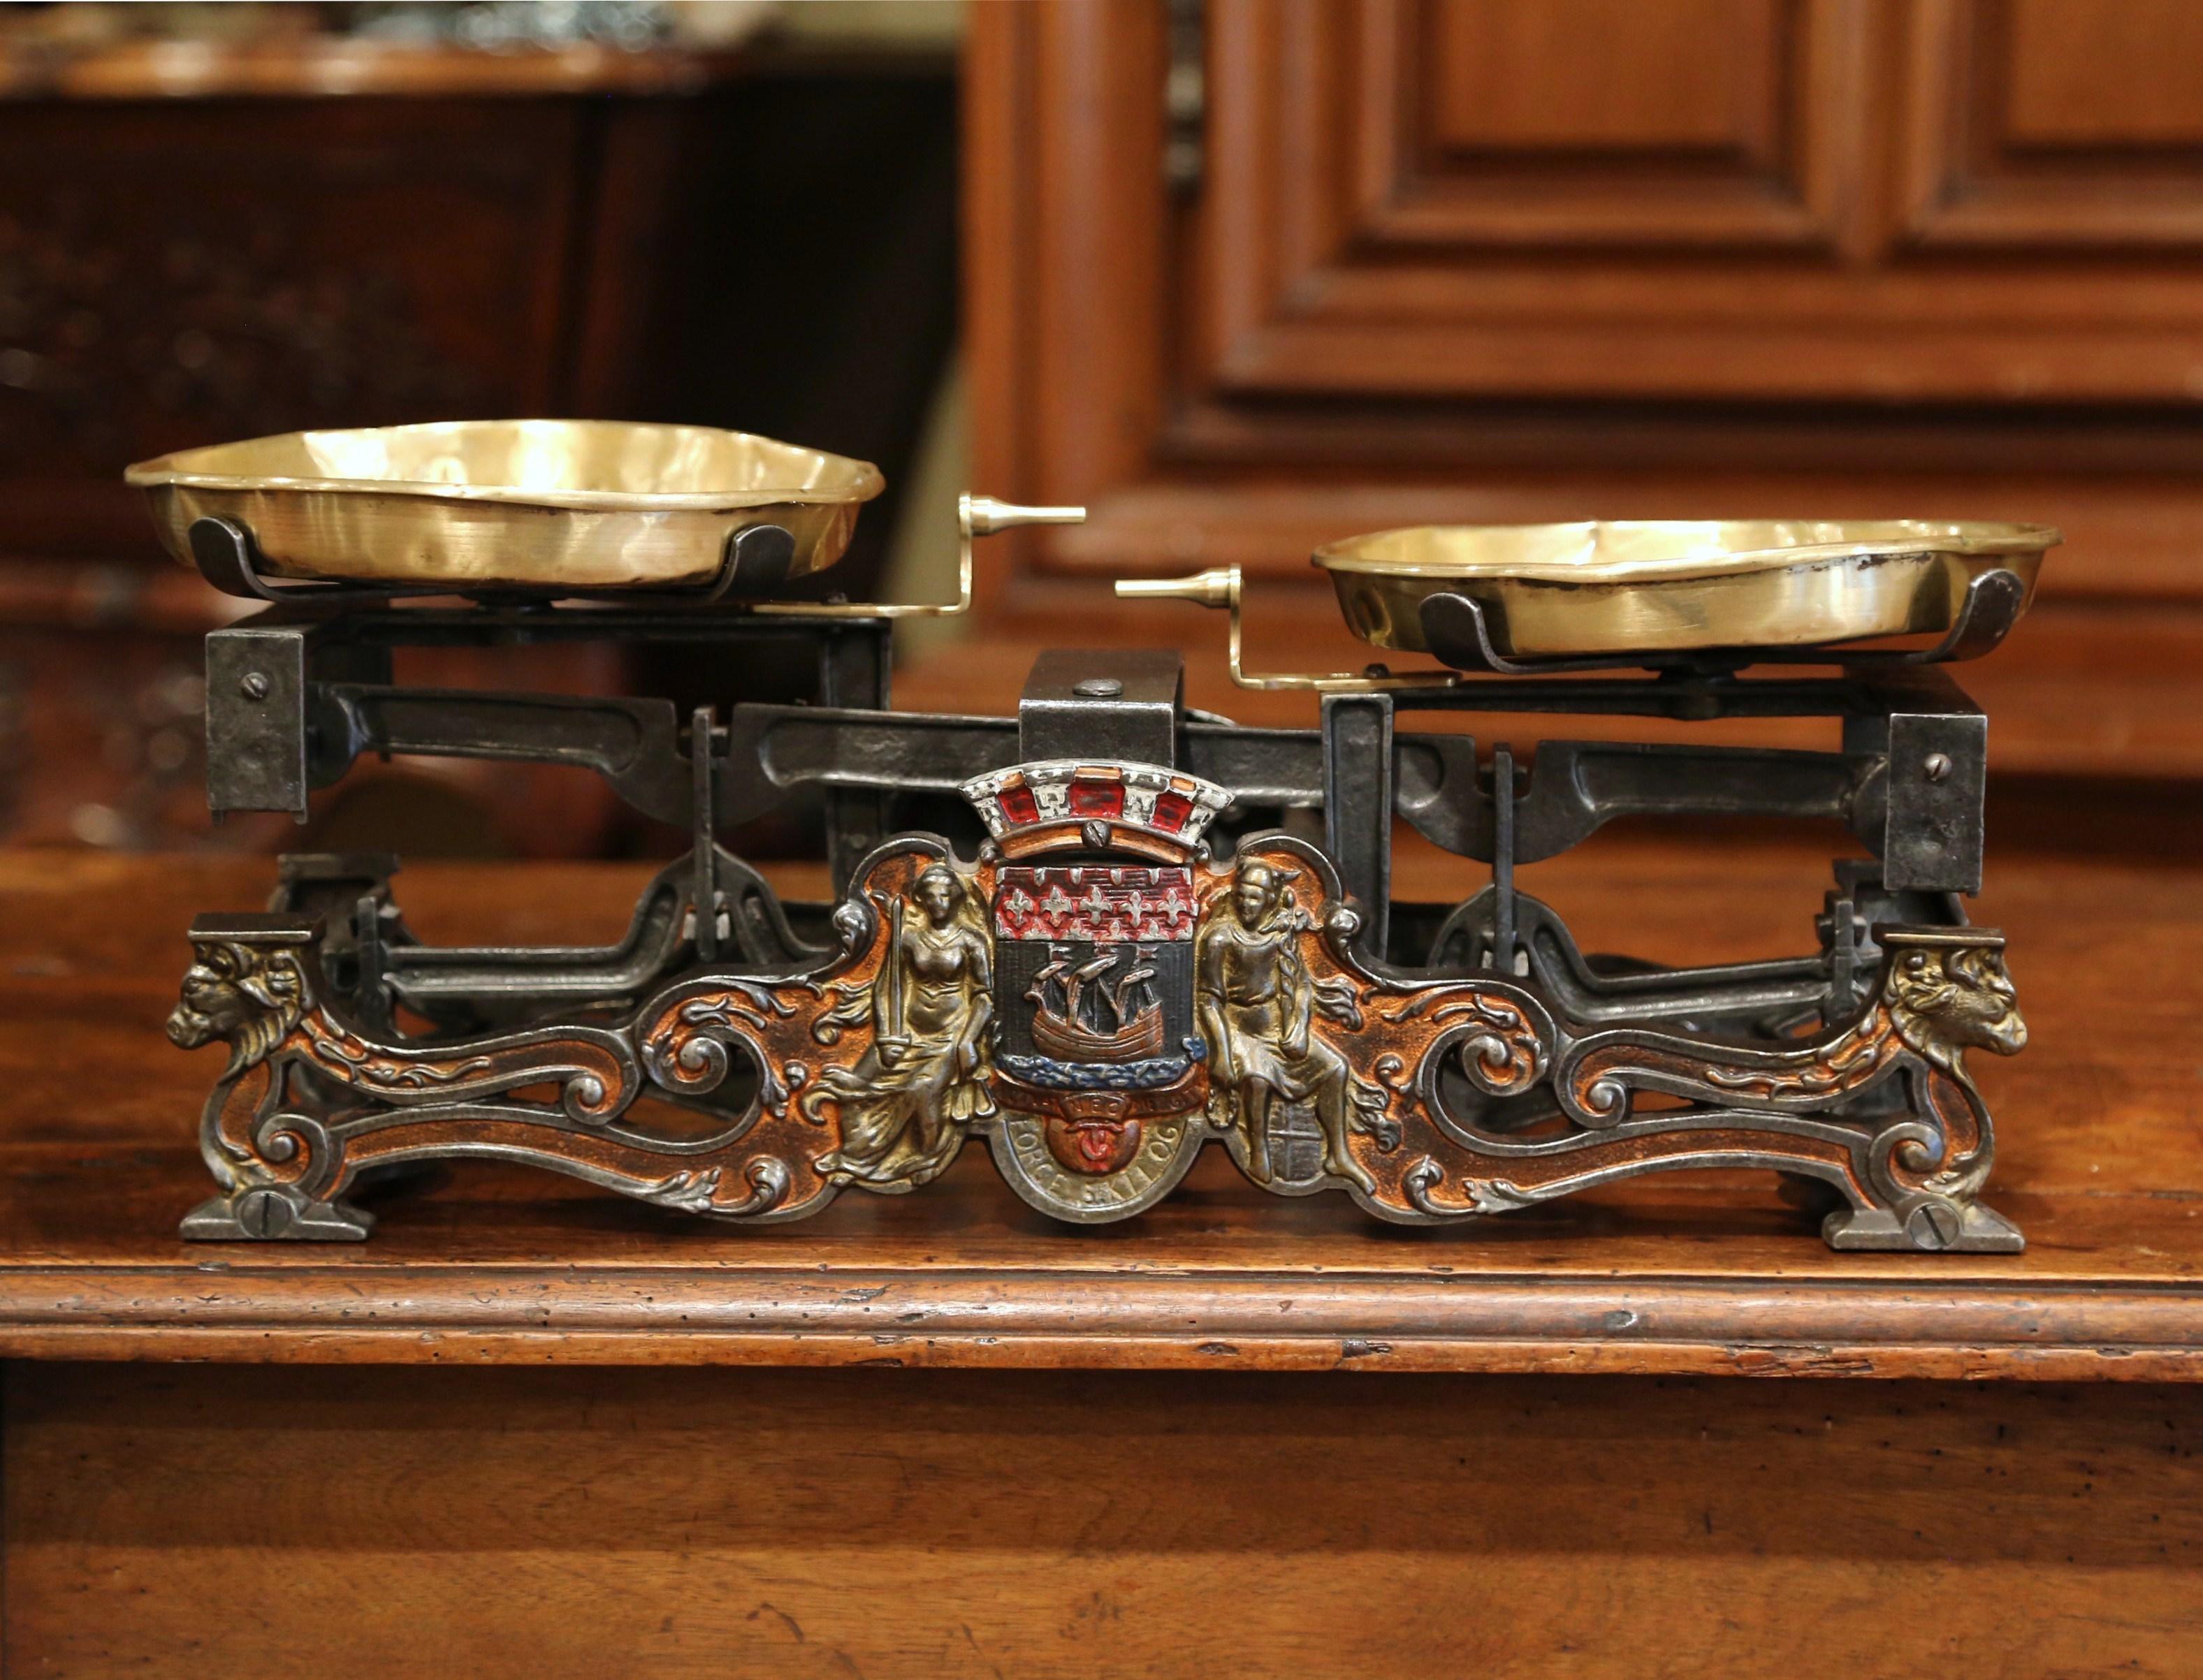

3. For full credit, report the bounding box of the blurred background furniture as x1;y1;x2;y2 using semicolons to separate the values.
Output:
0;0;957;851
965;0;2203;815
7;0;2200;858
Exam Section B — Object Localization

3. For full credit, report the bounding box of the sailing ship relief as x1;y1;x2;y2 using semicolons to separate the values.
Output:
962;760;1229;1216
1027;942;1163;1060
991;865;1200;1088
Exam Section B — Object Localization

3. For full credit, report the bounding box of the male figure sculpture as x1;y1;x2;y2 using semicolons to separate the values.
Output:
1195;859;1382;1194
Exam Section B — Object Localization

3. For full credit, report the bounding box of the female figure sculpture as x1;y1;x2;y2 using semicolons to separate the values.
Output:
806;862;996;1190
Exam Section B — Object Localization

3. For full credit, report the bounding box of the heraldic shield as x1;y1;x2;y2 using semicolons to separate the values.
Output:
964;761;1230;1220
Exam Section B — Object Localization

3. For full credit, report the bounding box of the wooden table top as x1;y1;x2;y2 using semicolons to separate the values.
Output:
1;837;2198;1380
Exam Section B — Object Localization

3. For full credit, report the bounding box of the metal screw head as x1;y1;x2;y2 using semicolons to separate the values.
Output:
1923;752;1951;782
239;672;271;701
238;1188;291;1238
1905;1200;1963;1250
1073;678;1124;699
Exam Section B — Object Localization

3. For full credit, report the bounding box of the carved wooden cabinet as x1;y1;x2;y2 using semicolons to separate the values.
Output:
0;99;624;562
0;70;686;849
1188;0;2203;405
0;42;958;852
966;0;2203;780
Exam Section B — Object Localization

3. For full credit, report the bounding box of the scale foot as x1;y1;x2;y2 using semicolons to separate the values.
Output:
1822;1200;2023;1255
180;1185;374;1242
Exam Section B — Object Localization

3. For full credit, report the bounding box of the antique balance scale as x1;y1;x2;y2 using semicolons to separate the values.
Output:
131;421;2049;1250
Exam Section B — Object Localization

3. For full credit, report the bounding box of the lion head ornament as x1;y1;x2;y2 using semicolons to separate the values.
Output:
167;937;312;1077
1884;933;2026;1075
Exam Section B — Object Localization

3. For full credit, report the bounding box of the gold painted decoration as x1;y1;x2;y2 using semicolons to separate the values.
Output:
170;761;2027;1250
1196;855;1394;1194
804;861;998;1192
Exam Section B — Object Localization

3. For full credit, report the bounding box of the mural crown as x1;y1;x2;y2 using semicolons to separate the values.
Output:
961;759;1233;860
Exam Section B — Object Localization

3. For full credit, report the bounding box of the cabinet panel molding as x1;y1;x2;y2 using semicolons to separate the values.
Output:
1381;0;1852;251
1900;0;2203;249
963;0;2203;726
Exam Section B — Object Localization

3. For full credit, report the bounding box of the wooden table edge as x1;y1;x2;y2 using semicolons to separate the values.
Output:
4;1266;2201;1379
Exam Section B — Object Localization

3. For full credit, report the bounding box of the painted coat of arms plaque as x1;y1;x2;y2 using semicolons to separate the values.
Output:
968;764;1221;1219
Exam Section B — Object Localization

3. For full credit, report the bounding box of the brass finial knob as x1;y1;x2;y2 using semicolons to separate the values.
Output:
1112;567;1239;609
961;495;1086;539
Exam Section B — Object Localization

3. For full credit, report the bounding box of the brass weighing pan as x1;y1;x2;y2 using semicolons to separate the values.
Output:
126;420;885;592
1314;519;2058;662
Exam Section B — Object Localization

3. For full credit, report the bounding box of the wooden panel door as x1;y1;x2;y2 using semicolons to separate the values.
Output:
1901;0;2203;248
1195;0;2203;403
966;0;2203;621
1193;0;1879;402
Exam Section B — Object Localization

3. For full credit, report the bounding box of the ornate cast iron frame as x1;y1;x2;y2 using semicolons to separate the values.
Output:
170;520;2033;1252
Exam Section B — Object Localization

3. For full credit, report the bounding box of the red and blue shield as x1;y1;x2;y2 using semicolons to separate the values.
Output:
991;863;1203;1174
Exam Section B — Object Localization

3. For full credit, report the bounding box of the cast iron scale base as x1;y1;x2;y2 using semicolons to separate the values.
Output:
168;518;2030;1250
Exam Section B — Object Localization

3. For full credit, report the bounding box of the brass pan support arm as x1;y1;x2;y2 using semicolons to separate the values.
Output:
754;494;1085;620
1114;566;1460;692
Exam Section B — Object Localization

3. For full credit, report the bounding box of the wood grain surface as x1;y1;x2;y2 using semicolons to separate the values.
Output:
8;1360;2202;1678
6;840;2202;1674
0;833;2198;1378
